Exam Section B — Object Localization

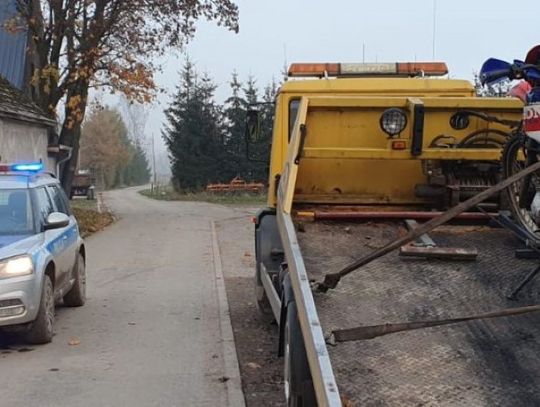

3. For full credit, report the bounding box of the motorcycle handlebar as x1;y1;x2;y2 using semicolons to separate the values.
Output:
480;68;513;85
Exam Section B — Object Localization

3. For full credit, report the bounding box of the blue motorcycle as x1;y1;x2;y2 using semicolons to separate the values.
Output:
480;46;540;240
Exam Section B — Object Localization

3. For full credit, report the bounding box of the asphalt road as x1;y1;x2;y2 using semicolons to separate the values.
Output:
0;187;250;407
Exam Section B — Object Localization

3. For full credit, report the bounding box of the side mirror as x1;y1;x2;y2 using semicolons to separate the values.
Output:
44;212;70;231
245;109;262;143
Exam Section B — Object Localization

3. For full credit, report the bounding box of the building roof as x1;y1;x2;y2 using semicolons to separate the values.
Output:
0;0;27;89
0;75;56;127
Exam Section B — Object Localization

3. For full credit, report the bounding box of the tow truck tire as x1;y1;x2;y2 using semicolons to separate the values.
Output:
26;275;55;344
63;253;86;307
255;283;273;316
284;301;316;407
502;134;540;242
255;265;274;319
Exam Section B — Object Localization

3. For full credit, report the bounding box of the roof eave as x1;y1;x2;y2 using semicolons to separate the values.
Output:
0;109;57;127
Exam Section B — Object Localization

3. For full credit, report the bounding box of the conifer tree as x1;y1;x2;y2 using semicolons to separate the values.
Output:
244;76;259;105
123;141;151;186
256;77;278;180
164;62;280;190
223;72;248;179
164;59;225;191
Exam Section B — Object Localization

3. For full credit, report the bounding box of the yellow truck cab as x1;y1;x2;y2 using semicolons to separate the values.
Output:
252;62;540;406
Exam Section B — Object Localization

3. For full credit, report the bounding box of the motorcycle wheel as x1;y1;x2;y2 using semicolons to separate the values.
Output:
502;133;540;242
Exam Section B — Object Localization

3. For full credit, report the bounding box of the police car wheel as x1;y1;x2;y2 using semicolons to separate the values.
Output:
26;275;55;344
63;253;86;307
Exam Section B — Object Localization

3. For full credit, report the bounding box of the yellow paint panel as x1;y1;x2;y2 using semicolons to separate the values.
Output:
302;148;502;160
265;78;523;208
296;159;425;203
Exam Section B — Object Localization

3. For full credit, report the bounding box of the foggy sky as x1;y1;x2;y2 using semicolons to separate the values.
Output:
137;0;539;176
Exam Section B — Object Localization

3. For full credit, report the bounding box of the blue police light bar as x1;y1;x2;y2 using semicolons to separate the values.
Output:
10;162;44;172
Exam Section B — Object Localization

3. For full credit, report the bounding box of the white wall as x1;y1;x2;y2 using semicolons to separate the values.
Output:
0;117;56;175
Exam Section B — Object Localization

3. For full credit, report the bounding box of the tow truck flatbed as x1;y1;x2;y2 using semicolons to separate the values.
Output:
251;64;529;406
299;220;540;406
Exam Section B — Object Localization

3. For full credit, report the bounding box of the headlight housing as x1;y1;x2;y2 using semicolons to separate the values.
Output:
380;108;407;137
0;255;34;279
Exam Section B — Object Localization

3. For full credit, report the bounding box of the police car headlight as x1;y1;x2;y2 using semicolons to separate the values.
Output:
0;255;34;278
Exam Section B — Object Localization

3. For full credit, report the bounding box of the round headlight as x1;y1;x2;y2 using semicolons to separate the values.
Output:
380;108;407;137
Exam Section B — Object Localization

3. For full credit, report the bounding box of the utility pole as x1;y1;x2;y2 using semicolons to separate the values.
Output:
282;43;288;81
362;43;365;63
151;132;157;196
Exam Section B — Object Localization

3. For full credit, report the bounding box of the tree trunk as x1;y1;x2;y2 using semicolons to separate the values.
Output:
59;123;81;197
58;82;89;196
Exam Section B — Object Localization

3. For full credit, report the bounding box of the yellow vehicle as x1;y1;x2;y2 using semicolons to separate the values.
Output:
251;62;540;406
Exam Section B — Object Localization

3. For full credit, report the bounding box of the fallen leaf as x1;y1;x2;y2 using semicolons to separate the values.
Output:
341;396;354;407
247;362;261;369
68;337;81;346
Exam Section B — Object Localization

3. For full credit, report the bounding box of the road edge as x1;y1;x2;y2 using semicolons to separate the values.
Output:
211;221;247;407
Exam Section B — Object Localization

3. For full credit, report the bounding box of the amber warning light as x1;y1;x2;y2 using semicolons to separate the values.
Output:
288;62;448;78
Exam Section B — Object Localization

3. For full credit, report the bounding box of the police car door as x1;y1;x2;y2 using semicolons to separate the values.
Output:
34;187;70;292
47;185;78;277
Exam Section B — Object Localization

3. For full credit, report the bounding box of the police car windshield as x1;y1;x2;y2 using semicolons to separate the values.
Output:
0;189;34;235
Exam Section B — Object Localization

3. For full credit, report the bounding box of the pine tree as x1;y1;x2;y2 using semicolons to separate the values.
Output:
163;58;198;190
255;77;278;180
244;76;259;105
198;72;227;182
163;59;225;191
223;72;248;179
164;63;282;189
123;141;151;185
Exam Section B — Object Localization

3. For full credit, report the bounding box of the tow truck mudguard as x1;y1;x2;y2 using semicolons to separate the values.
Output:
254;208;283;285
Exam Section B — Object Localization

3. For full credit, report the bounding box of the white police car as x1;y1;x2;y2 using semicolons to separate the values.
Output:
0;162;86;344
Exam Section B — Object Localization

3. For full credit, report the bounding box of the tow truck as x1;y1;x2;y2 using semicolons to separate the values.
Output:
249;62;540;406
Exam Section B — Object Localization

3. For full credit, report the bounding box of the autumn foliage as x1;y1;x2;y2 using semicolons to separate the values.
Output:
80;107;151;189
12;0;239;194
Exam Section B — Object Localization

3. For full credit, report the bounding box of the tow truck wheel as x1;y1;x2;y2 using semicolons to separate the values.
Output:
26;275;54;344
255;284;273;316
255;267;274;318
284;301;316;407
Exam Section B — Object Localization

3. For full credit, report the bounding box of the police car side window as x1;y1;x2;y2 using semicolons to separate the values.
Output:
35;187;54;226
48;185;70;215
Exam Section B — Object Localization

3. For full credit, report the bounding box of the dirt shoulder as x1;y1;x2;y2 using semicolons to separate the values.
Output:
71;196;114;237
139;187;267;206
215;214;284;406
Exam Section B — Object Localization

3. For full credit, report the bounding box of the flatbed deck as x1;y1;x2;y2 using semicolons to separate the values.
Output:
297;220;540;406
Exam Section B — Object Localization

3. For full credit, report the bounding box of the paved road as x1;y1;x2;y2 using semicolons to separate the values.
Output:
0;187;249;407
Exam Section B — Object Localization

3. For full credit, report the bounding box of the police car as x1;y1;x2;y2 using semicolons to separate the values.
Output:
0;162;86;344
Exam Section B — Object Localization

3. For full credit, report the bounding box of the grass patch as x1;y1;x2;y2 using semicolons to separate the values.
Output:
70;198;98;211
139;187;267;206
71;198;114;237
